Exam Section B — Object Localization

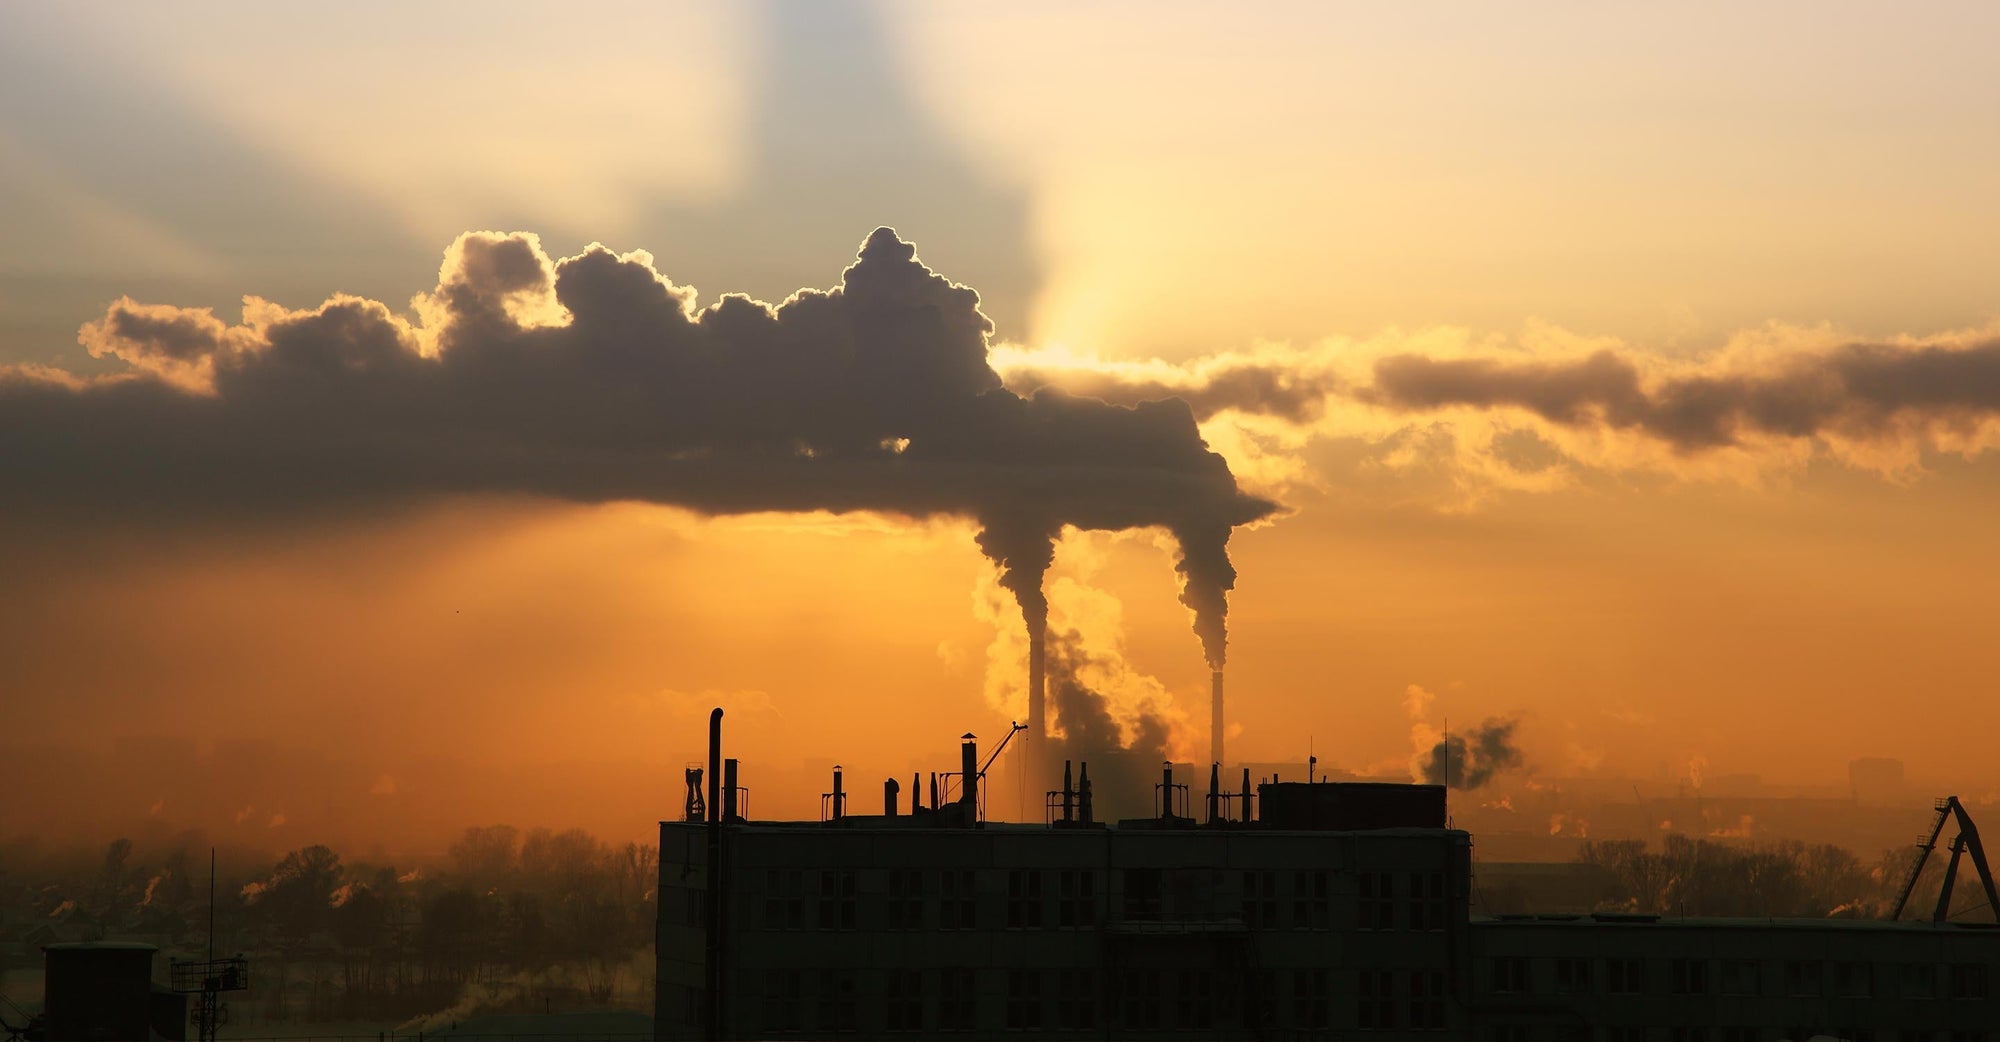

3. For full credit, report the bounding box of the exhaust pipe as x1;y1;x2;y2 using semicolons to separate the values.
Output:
885;778;900;817
1079;761;1094;825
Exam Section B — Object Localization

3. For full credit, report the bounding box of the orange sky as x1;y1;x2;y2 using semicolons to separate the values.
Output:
3;2;2000;855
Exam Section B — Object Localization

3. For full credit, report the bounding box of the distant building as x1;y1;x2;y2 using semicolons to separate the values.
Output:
1849;758;1907;808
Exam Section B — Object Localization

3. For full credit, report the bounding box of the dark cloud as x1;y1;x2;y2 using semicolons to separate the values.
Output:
1420;718;1523;790
1368;340;2000;451
1;228;1272;664
1003;360;1336;424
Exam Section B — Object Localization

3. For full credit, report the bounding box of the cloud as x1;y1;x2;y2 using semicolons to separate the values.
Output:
3;228;1272;665
997;321;2000;502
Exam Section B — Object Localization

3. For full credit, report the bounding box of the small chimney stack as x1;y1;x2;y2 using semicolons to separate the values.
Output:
885;778;900;817
723;758;739;821
912;772;923;813
1207;762;1220;824
831;765;845;821
930;772;940;811
1062;760;1075;823
1241;766;1253;824
1079;762;1094;825
1161;762;1175;821
960;734;979;822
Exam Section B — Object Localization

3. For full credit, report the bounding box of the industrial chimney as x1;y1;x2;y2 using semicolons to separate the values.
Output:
1210;669;1225;769
1028;626;1047;786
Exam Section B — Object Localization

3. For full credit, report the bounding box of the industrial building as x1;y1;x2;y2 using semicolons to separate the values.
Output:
655;713;2000;1041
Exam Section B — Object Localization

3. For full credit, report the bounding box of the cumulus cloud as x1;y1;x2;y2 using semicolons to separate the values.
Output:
3;228;1272;665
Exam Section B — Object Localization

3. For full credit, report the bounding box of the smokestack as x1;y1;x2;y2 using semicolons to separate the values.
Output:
1211;669;1225;769
832;765;845;821
961;735;980;822
930;772;939;811
1161;762;1175;821
1208;762;1220;824
912;772;922;813
723;758;739;822
1028;625;1047;784
885;778;899;817
1241;766;1253;824
1062;760;1075;823
1079;761;1094;825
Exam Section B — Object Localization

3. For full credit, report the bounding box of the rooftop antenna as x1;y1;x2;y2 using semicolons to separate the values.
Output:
172;847;248;1042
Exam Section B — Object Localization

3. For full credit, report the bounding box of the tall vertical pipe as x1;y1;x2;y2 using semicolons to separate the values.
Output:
1241;766;1253;824
1211;669;1225;770
913;772;923;813
961;735;979;823
831;766;845;821
1062;760;1075;823
885;778;900;817
1079;762;1094;825
1207;762;1221;824
1028;626;1047;788
705;707;723;1042
722;758;739;822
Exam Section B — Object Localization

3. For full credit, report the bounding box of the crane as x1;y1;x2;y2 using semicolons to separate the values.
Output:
1888;796;2000;923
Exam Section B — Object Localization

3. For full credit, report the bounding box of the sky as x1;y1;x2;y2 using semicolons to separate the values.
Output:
4;1;2000;853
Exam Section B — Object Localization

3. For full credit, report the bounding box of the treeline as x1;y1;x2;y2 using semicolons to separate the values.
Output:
1578;835;1987;920
0;826;657;1025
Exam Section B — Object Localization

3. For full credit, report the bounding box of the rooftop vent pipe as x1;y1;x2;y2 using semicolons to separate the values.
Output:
960;734;979;822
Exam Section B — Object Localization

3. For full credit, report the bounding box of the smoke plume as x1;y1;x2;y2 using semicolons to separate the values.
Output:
1044;628;1177;820
1420;720;1524;790
3;229;1272;666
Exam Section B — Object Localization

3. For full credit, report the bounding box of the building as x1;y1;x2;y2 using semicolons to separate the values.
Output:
656;732;1472;1040
1469;915;1998;1041
654;726;1999;1041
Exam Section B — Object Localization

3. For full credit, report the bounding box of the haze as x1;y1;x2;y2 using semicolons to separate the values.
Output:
4;0;2000;861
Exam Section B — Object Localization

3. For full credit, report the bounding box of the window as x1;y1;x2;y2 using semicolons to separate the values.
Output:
1490;1027;1531;1042
817;870;856;931
1670;959;1709;996
1783;961;1822;997
1556;958;1593;995
886;869;924;931
1608;958;1644;995
1901;1033;1935;1042
1006;969;1043;1030
1358;872;1397;930
1833;961;1873;998
815;969;856;1033
1356;968;1394;1029
1407;969;1446;1030
763;869;804;929
1293;870;1331;929
1253;969;1279;1031
1492;957;1530;994
1949;1032;1991;1042
1718;1030;1760;1042
1055;969;1096;1030
1122;969;1162;1030
1124;868;1162;921
1293;968;1331;1030
1409;871;1447;931
941;870;976;930
1607;1030;1650;1042
1007;870;1044;929
1902;962;1937;999
1720;960;1760;996
884;970;924;1032
1241;870;1278;929
1951;963;1988;999
764;969;803;1033
1669;1030;1708;1042
1176;970;1215;1029
1057;870;1096;927
939;968;977;1031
